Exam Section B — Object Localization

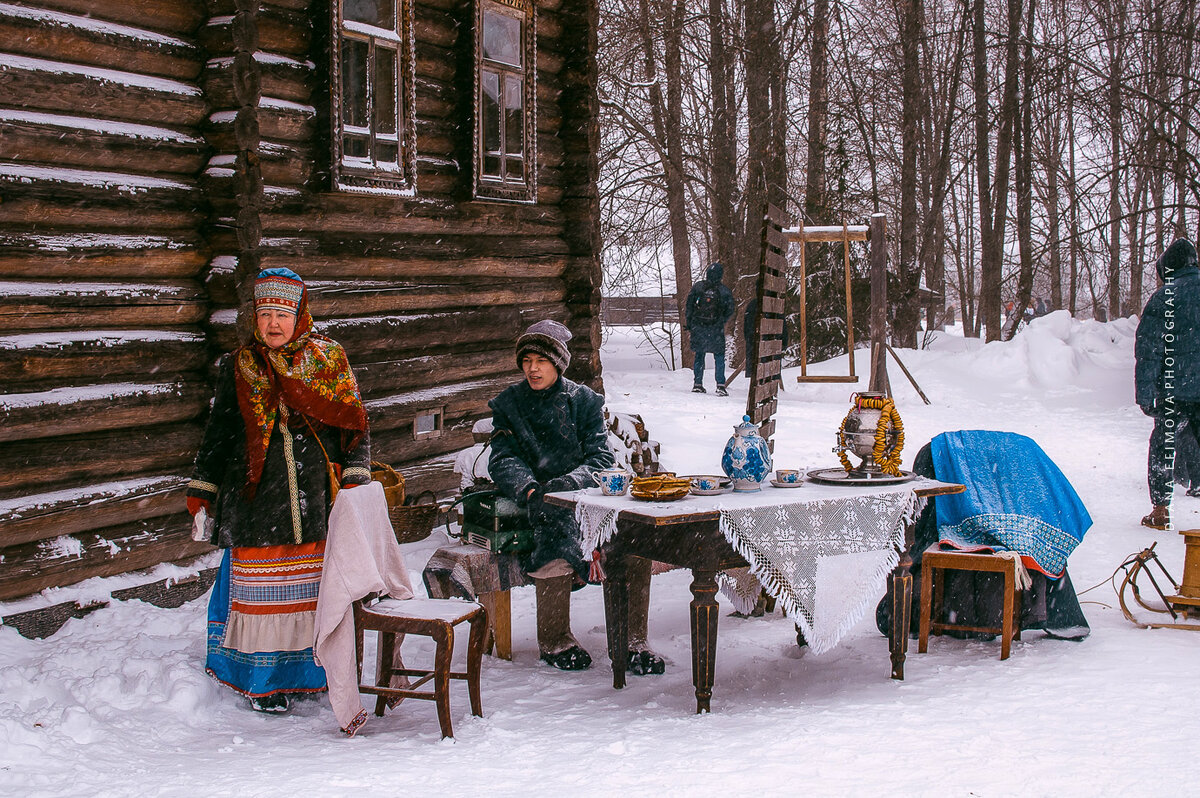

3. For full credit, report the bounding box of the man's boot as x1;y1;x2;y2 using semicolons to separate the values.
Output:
626;556;665;675
1141;504;1170;530
535;574;591;670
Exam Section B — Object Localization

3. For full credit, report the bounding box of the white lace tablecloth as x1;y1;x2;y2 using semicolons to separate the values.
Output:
562;480;929;655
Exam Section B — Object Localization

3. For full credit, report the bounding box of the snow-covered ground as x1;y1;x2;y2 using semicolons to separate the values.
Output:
4;312;1199;796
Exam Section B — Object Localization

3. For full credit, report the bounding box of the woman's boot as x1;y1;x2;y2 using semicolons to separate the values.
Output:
535;574;591;670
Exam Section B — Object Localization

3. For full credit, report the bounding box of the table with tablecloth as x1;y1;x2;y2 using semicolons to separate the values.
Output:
546;476;964;711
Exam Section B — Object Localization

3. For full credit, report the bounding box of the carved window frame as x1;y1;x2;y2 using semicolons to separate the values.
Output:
474;0;537;203
331;0;418;195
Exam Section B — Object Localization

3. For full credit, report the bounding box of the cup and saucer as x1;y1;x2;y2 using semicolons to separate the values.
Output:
686;475;730;496
769;469;805;488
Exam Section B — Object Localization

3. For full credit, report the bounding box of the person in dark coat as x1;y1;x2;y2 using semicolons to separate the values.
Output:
489;320;664;674
685;261;736;395
1135;238;1200;529
186;267;371;712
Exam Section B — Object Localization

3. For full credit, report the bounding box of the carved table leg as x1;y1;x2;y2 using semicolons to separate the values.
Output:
602;551;629;690
689;568;720;713
889;549;913;680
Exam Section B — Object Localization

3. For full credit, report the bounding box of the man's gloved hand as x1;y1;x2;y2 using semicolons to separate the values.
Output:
524;483;547;526
543;477;573;495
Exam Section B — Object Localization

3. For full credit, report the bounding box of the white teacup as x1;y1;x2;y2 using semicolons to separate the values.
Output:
690;475;724;492
775;469;802;484
593;468;633;495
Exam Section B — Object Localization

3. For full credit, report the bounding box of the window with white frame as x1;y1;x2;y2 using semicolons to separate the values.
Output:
475;0;536;202
332;0;416;194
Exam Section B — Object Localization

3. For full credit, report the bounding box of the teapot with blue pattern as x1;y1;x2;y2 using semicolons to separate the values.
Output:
721;415;772;492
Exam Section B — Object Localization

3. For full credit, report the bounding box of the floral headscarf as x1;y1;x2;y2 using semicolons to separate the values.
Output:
234;269;367;491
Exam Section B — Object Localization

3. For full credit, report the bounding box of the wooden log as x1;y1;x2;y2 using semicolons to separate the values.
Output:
31;0;206;36
414;6;459;49
0;195;207;235
0;475;187;548
0;114;207;176
309;281;564;318
203;55;313;106
259;203;567;238
0;6;203;80
415;84;455;120
254;251;568;281
353;348;514;395
382;450;463;500
248;99;315;142
0;519;211;602
204;268;564;309
0;281;207;331
0;379;209;443
198;7;311;57
371;423;475;468
0;329;210;382
0;55;207;127
0;233;207;279
415;41;455;83
0;162;201;210
0;424;203;495
366;374;512;432
536;49;566;76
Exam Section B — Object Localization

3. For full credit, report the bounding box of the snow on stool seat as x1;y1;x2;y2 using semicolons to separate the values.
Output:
364;596;484;622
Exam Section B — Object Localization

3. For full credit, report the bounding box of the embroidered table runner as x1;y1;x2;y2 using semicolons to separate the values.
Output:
569;481;926;654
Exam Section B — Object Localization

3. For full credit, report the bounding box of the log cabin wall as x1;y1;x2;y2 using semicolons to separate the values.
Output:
0;0;603;601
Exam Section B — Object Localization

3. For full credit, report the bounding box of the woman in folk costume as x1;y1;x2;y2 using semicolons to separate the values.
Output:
186;268;370;712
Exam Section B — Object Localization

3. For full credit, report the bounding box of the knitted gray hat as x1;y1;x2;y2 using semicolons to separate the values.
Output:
516;319;572;374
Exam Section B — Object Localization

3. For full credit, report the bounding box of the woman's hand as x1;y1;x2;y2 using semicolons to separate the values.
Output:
186;496;211;517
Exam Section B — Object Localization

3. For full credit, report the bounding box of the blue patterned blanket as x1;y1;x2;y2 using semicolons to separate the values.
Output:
930;430;1092;577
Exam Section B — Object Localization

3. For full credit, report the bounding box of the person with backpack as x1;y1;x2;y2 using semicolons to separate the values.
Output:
685;261;736;395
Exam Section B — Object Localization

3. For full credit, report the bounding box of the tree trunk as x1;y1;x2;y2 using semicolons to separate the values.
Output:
1007;0;1035;341
743;0;788;354
636;0;692;361
1105;4;1126;320
894;0;924;348
707;0;738;271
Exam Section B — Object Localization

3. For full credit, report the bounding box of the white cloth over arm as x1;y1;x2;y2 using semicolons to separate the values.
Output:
313;481;415;731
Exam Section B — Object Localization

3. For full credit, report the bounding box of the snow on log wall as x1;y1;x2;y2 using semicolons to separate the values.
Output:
0;0;212;600
0;0;603;600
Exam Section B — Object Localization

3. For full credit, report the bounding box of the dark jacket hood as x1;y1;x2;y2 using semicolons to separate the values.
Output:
706;262;724;283
1156;238;1198;281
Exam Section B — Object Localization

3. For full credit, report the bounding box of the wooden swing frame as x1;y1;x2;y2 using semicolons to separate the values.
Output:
788;220;868;383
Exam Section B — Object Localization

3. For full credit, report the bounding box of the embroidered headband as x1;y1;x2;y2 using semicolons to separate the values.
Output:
254;268;305;315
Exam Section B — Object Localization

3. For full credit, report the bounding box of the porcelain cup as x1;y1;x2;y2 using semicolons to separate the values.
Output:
691;475;724;492
775;469;802;484
593;468;633;495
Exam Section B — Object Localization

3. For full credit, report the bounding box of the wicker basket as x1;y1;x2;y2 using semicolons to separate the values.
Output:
371;461;405;508
388;490;438;545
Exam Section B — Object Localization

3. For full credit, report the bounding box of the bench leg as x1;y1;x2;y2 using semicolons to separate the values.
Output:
479;590;512;661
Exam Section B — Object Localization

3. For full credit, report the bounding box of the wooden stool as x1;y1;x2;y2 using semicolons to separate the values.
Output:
919;547;1022;660
353;596;487;738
